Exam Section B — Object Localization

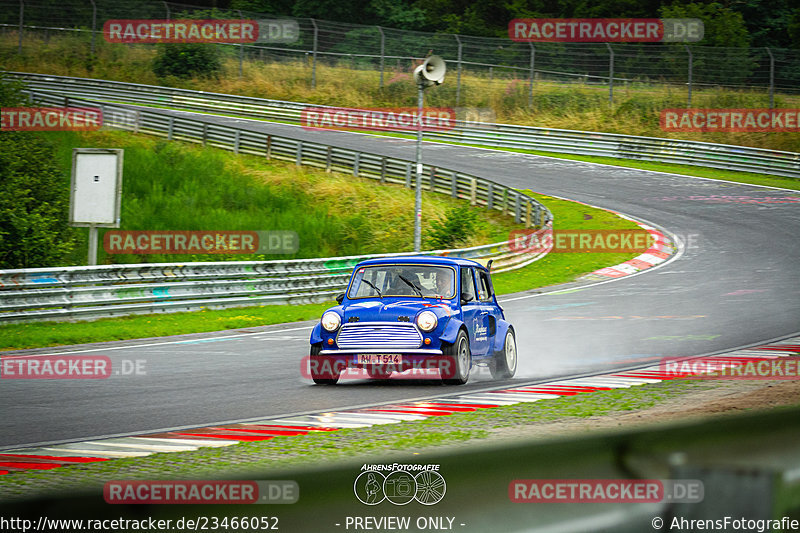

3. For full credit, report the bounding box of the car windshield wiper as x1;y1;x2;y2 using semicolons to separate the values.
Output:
397;274;423;296
361;278;383;298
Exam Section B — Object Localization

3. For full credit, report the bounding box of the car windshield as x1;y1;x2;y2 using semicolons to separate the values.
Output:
348;264;456;299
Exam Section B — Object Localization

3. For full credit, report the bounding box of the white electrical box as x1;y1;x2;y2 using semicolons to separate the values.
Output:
70;148;123;227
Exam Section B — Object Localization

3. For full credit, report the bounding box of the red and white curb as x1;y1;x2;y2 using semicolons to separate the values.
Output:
2;336;798;476
580;215;675;281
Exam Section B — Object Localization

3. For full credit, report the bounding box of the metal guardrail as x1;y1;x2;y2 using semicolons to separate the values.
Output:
7;71;800;179
0;89;552;323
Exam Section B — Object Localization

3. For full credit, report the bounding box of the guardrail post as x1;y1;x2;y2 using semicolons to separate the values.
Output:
685;45;693;107
605;43;614;107
234;130;240;154
502;188;508;215
134;110;141;134
455;35;463;107
353;152;360;176
377;26;385;88
326;146;332;172
525;202;532;228
487;182;494;210
380;157;387;183
450;173;458;198
201;123;207;146
310;19;318;89
470;178;477;206
514;194;521;223
534;204;541;227
528;43;535;108
429;167;436;191
405;162;412;188
167;117;174;140
266;135;272;159
296;141;303;165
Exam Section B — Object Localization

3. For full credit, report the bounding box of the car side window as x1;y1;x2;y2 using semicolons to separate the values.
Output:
460;267;476;303
477;270;493;302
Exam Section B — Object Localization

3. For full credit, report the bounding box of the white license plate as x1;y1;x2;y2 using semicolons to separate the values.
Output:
357;354;403;365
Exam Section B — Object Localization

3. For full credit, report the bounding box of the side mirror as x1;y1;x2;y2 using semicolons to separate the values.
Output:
461;293;474;304
335;293;345;305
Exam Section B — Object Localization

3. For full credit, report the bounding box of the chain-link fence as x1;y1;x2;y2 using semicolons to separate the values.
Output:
1;0;799;107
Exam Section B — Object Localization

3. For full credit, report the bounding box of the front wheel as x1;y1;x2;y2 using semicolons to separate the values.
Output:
310;343;340;385
442;329;472;385
490;329;517;380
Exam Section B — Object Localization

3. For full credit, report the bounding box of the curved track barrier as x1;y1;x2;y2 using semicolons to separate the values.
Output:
7;71;800;178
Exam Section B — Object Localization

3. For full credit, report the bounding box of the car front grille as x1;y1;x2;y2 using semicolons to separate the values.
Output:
336;323;422;349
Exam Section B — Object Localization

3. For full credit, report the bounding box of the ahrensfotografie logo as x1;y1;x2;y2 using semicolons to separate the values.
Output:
354;464;446;505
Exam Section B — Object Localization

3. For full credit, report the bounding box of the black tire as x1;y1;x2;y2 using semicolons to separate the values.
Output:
310;343;340;385
490;328;517;380
442;329;472;385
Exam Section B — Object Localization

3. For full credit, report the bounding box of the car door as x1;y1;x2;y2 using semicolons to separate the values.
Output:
475;268;499;355
460;266;488;356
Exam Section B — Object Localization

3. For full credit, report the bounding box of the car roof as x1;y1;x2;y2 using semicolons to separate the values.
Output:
354;255;486;270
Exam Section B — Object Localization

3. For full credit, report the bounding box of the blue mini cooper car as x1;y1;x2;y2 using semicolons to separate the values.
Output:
308;256;517;385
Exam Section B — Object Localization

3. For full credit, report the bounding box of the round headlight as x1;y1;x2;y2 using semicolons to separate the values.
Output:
321;311;341;332
416;310;438;332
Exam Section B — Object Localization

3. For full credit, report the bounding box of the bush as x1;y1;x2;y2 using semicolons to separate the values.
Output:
427;204;479;249
152;44;222;80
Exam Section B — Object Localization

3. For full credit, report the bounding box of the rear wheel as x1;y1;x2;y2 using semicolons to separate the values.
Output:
490;329;517;380
310;343;340;385
442;329;471;385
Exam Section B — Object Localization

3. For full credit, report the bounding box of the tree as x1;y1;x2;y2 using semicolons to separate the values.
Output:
0;74;78;268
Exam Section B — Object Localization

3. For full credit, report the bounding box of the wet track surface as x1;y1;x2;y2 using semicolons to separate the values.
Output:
2;110;798;448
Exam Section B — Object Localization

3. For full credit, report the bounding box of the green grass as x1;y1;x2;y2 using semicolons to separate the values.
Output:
3;32;799;154
0;189;646;351
47;130;523;265
0;377;741;499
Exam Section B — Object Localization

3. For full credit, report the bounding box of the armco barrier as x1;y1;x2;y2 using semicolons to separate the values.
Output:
6;71;800;178
0;90;552;323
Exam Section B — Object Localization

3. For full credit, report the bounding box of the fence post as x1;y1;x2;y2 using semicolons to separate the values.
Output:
455;35;463;107
605;43;614;106
487;182;494;210
685;45;693;108
90;0;97;57
766;47;775;109
266;135;272;159
514;194;521;223
18;0;23;54
163;1;170;19
310;19;318;89
377;26;385;88
528;43;535;108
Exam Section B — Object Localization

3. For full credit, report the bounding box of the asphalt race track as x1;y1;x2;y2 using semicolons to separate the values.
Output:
2;108;798;449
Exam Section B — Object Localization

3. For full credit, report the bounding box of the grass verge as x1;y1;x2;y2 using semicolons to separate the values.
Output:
0;377;770;500
0;189;646;351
